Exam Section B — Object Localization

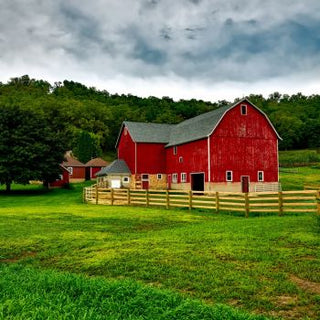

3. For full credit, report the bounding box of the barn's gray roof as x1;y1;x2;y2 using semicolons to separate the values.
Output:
166;105;231;147
121;121;174;144
95;159;131;177
115;99;281;149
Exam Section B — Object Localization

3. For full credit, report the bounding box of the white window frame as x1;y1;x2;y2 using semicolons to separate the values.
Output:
226;170;233;182
67;167;73;175
122;176;130;183
157;174;162;180
179;156;183;163
172;173;178;183
258;171;264;182
241;104;247;115
173;146;177;155
181;173;187;183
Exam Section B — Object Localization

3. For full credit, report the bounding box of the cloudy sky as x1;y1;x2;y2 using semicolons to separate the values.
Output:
1;0;320;101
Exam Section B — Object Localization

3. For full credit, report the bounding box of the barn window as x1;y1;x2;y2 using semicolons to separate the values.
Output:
157;174;162;180
123;176;130;183
179;156;183;163
172;173;178;183
241;104;247;115
226;171;233;182
124;127;128;136
142;174;149;181
173;146;177;155
181;173;187;183
258;171;264;182
67;167;73;175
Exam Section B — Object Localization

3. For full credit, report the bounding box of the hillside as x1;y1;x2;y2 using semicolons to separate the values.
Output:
1;75;319;155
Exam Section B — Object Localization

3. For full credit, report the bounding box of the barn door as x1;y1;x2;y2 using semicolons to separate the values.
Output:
191;173;204;191
167;174;172;189
241;176;249;193
141;174;149;189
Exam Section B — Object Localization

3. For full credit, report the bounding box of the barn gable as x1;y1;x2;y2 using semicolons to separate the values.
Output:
166;99;281;147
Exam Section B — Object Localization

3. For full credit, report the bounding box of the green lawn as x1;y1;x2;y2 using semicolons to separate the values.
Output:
0;181;320;319
279;166;320;190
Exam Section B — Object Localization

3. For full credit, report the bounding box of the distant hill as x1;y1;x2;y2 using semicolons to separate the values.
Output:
1;75;319;152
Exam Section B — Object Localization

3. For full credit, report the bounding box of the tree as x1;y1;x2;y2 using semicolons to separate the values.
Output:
0;105;67;191
73;130;102;164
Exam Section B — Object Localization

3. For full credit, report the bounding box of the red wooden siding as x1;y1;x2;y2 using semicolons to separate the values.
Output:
210;103;278;183
118;128;136;174
137;143;166;174
70;167;86;179
166;139;207;183
91;167;103;178
50;167;70;187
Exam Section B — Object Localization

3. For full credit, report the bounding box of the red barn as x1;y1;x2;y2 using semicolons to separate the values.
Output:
99;99;281;192
49;165;70;188
85;157;109;180
62;155;86;182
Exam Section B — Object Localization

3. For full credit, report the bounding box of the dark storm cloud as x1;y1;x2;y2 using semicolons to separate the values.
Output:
0;0;319;99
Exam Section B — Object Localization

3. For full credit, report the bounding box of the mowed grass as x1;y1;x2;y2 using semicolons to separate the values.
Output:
0;178;320;319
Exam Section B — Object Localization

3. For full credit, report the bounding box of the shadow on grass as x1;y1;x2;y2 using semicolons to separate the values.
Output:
0;189;52;196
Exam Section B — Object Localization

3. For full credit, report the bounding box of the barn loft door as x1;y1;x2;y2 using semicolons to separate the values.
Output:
191;173;204;191
241;176;250;193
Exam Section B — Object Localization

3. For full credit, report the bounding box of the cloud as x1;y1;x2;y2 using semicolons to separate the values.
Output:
0;0;319;100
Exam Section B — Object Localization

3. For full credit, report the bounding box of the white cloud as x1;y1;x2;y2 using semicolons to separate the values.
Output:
0;0;319;100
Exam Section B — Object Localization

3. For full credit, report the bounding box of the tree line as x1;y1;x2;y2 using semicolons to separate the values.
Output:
0;75;319;190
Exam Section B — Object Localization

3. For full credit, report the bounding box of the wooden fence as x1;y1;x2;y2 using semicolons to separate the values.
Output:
84;186;320;217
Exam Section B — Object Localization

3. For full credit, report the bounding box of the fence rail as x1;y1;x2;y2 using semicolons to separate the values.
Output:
83;186;320;217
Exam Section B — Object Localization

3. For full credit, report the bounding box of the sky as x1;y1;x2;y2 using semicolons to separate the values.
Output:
1;0;320;101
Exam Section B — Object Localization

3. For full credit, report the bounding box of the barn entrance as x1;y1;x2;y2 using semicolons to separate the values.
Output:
191;173;204;191
85;167;91;181
141;174;149;189
167;174;172;189
241;176;250;193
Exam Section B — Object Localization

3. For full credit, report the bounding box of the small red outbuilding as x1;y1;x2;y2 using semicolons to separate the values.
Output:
62;156;86;182
49;164;70;188
85;158;109;180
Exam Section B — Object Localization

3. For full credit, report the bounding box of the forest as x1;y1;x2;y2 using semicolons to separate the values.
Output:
1;75;319;162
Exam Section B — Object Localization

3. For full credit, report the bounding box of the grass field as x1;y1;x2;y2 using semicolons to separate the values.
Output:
1;179;320;320
279;149;320;168
279;166;320;190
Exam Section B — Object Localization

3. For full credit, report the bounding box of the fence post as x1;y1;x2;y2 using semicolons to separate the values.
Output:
215;192;219;213
188;190;192;210
95;185;99;205
146;189;149;207
278;191;283;216
127;188;131;205
111;188;114;206
166;190;169;209
245;193;249;218
83;188;86;203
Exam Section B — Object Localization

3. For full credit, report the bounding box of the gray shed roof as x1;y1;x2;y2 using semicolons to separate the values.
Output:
95;159;131;177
